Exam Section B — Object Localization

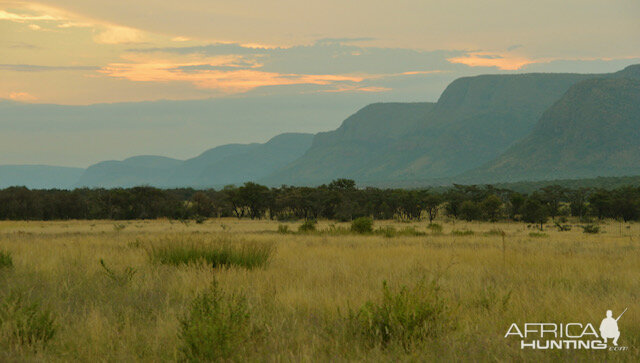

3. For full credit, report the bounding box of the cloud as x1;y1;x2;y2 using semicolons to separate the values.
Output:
0;64;99;72
100;59;364;94
447;52;537;70
0;9;58;22
93;25;145;44
0;2;146;44
171;36;191;42
8;91;37;102
126;42;465;75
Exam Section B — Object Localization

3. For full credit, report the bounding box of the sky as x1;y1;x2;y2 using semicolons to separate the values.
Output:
1;0;639;166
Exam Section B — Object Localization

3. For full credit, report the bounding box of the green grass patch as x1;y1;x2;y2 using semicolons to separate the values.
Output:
427;223;443;233
451;229;474;236
149;239;273;269
484;229;505;236
0;250;13;269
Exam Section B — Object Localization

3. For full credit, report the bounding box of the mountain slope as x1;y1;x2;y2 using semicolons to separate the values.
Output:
463;78;640;182
265;73;598;186
0;165;84;189
165;144;260;187
195;133;313;187
261;103;435;185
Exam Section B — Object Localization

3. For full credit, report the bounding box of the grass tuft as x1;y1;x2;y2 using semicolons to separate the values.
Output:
0;250;13;269
298;219;317;233
0;290;57;350
149;238;273;269
179;280;251;361
451;229;474;236
348;280;454;351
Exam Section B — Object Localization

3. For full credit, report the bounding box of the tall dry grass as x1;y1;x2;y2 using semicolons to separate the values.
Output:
0;218;637;361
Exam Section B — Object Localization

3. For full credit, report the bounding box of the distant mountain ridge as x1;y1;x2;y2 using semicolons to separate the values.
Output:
2;64;640;189
75;133;313;188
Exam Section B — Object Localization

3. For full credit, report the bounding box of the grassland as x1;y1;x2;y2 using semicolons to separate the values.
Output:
0;218;638;361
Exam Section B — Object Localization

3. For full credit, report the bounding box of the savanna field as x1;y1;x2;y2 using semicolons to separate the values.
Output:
0;218;638;362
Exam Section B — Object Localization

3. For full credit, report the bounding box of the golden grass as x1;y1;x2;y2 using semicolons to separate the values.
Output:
0;218;638;361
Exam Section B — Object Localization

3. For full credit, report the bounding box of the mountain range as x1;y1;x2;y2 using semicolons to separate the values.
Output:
1;64;639;189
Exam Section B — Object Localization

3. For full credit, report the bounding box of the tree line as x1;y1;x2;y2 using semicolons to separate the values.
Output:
0;179;639;224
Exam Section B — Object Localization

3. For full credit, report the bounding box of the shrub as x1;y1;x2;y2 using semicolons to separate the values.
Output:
348;280;453;350
0;250;13;269
298;219;317;233
427;223;443;233
351;217;374;234
0;291;57;349
149;240;273;269
179;281;250;361
277;224;289;234
451;229;474;236
582;224;600;234
193;215;207;224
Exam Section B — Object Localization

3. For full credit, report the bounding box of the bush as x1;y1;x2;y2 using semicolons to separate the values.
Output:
427;223;443;233
179;281;251;361
348;280;453;350
0;291;57;349
351;217;374;234
0;250;13;269
277;224;289;234
298;219;317;233
582;224;600;234
149;239;273;269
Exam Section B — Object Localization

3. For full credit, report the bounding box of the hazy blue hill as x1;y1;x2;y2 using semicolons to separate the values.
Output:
165;143;260;187
195;133;313;187
261;103;435;185
75;133;313;188
76;156;182;188
464;78;640;182
0;165;84;189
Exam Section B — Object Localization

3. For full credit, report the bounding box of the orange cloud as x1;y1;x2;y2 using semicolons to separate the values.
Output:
8;91;37;102
448;52;535;70
101;58;365;93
